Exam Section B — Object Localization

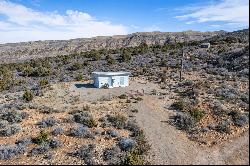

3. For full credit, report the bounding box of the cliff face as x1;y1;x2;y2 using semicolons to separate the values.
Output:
0;30;225;63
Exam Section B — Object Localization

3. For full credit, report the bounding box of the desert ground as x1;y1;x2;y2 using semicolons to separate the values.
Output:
0;74;248;165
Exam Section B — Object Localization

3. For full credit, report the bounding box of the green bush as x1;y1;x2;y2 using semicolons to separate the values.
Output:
171;101;185;111
70;62;82;71
135;97;143;101
133;129;151;155
23;90;33;102
122;152;145;165
131;109;139;113
33;67;52;77
83;61;90;66
159;59;167;67
126;99;131;103
75;73;83;81
119;94;127;99
32;130;49;144
121;49;131;62
106;55;116;65
189;108;204;122
0;67;14;91
90;50;101;61
107;114;127;129
39;79;49;88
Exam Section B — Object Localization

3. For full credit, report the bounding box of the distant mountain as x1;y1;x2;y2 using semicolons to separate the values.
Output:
0;30;229;63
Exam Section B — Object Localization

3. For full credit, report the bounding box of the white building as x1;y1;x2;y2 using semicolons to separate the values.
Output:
200;43;211;48
92;72;131;88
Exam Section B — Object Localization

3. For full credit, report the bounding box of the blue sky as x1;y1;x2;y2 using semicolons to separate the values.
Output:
0;0;249;43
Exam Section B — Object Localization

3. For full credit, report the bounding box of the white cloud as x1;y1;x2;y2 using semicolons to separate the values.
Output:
175;0;249;27
210;24;222;28
0;0;128;44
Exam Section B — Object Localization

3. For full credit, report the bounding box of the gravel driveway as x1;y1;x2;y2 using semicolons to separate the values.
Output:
134;96;249;165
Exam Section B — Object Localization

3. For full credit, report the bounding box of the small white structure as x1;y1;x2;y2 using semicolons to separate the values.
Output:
92;72;131;88
200;43;211;48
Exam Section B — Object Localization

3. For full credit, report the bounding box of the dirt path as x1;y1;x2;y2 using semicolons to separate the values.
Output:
134;96;249;165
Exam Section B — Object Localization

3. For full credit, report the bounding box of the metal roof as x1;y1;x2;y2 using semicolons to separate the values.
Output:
92;71;131;76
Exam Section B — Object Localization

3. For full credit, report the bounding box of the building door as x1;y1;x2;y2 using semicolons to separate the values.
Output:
120;77;124;86
111;77;115;87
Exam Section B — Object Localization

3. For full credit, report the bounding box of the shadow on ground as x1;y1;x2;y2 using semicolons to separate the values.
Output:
75;83;95;89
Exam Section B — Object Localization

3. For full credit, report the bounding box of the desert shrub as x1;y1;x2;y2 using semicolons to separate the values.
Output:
211;101;228;117
0;124;21;137
121;49;131;62
169;114;195;131
126;99;131;103
118;94;127;99
69;125;95;139
160;72;167;83
70;144;96;165
101;83;109;89
181;88;199;99
51;127;64;136
32;130;49;145
0;120;9;128
21;66;33;76
49;139;62;149
159;59;167;67
23;90;33;102
69;108;90;115
132;129;151;156
106;129;119;138
106;55;116;65
99;117;112;128
131;109;139;113
75;73;83;81
189;108;204;122
215;85;238;101
125;120;141;136
216;121;231;133
39;79;49;88
118;138;136;151
0;68;14;92
30;144;50;156
0;110;25;124
240;93;249;103
30;66;52;77
90;50;101;61
229;111;249;127
0;144;26;160
69;62;82;71
135;97;143;101
107;114;127;129
15;138;32;147
73;112;97;128
83;60;90;66
171;101;185;111
37;117;58;128
38;106;61;114
121;152;145;165
103;146;122;164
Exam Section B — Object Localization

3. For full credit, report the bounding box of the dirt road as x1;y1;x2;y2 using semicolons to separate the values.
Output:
134;96;249;165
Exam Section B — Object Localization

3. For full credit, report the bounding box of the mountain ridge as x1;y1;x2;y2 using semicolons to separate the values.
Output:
0;29;248;64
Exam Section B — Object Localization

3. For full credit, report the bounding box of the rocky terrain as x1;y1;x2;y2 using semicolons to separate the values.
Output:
0;28;249;165
0;30;226;63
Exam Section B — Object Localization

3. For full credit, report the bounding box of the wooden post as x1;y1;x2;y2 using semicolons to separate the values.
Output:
180;48;184;82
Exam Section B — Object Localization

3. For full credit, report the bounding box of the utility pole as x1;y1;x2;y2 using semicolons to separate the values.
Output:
179;47;184;82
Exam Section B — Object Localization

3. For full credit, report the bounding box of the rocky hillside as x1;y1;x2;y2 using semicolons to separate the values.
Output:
0;30;226;63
